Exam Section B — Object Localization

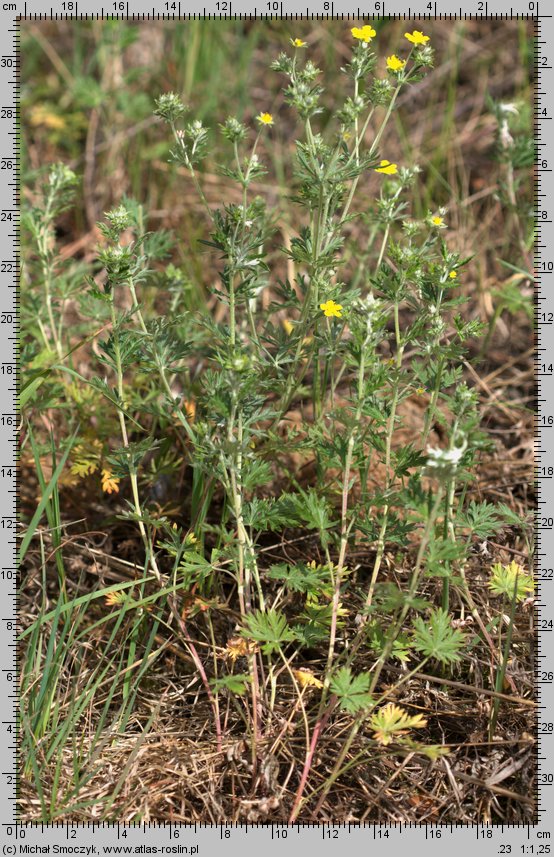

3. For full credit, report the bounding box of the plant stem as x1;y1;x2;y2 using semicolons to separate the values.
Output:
109;302;159;580
365;301;404;609
311;657;430;818
128;278;195;443
324;335;369;685
489;588;518;739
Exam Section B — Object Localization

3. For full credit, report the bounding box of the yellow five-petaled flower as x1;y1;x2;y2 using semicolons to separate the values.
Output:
320;300;343;318
386;54;406;71
351;24;376;43
449;270;458;279
375;159;398;175
405;30;430;45
290;37;307;47
257;112;274;126
432;215;444;226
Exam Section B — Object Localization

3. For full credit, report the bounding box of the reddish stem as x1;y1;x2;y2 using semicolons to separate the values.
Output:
288;696;336;823
170;597;223;753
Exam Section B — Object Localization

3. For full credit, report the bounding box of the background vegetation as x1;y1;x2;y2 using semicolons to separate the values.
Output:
20;18;535;824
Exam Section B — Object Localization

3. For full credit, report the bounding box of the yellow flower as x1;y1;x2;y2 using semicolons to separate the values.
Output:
449;270;458;279
224;637;259;663
290;38;307;48
405;30;430;45
282;317;313;345
105;590;127;607
101;468;120;494
320;299;343;318
375;159;398;175
257;112;274;126
415;386;426;396
293;668;324;689
29;105;66;131
432;216;444;227
351;24;376;43
185;532;198;545
183;398;196;422
386;55;406;71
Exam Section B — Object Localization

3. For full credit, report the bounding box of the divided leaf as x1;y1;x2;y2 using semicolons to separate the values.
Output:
242;609;295;655
412;608;466;664
329;667;374;715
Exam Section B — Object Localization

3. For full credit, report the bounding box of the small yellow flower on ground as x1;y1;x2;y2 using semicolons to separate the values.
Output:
386;55;406;71
416;386;426;396
375;159;398;175
449;270;458;279
432;215;444;226
405;30;430;45
293;668;324;689
257;112;274;126
290;38;307;47
351;24;376;43
320;299;343;318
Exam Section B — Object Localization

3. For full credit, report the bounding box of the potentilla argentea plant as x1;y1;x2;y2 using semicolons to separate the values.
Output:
82;24;513;818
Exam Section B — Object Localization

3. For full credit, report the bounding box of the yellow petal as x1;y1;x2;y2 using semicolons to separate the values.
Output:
293;669;324;689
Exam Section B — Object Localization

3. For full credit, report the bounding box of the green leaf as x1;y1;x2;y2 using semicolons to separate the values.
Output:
366;621;412;663
457;500;503;539
292;622;328;647
242;609;295;655
495;503;532;532
242;496;298;531
19;427;78;564
267;562;329;596
488;561;534;602
210;674;251;695
20;375;46;408
293;488;337;536
329;667;374;715
412;609;466;665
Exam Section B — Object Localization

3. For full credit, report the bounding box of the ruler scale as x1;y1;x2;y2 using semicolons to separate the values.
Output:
5;3;548;852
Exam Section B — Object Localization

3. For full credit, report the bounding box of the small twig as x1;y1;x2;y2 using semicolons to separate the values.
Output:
385;665;535;707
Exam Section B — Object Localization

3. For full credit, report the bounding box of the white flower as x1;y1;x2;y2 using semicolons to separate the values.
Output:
500;119;514;150
425;437;468;479
499;102;518;115
426;446;464;467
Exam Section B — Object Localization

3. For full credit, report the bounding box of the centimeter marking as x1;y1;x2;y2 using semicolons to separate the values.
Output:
12;8;549;17
2;820;552;835
5;5;547;833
